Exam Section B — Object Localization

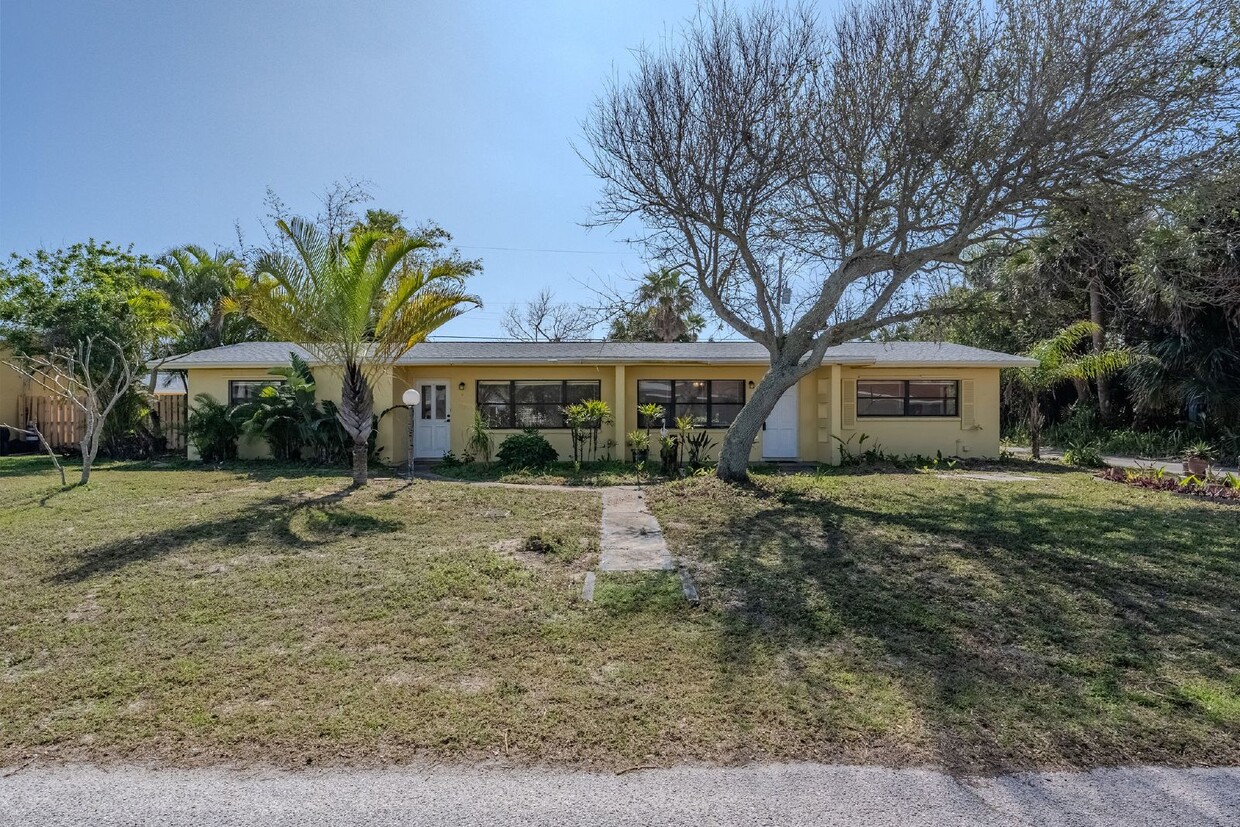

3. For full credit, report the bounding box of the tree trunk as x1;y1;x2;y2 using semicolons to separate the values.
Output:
1089;272;1113;423
338;362;375;487
716;359;802;482
79;419;101;486
1030;398;1042;461
350;439;368;487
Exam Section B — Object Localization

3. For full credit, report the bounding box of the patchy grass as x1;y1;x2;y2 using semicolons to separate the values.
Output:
647;468;1240;772
433;460;784;487
2;455;1236;773
433;459;652;486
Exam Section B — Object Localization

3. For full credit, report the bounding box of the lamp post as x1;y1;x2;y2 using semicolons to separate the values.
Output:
402;387;421;480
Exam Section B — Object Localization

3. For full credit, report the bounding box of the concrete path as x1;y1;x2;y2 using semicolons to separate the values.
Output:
598;486;674;571
1007;447;1238;475
2;763;1236;827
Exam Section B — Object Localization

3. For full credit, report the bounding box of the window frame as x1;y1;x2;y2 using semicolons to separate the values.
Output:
636;379;747;429
475;379;602;429
856;379;960;418
228;379;285;408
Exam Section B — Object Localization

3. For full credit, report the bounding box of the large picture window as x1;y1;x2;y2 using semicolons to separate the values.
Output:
229;379;284;407
857;379;958;417
637;379;745;428
476;380;600;428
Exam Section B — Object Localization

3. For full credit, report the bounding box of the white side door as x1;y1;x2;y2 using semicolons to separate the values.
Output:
413;380;451;459
762;384;799;459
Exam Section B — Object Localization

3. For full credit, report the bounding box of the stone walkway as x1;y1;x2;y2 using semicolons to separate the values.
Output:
598;487;674;572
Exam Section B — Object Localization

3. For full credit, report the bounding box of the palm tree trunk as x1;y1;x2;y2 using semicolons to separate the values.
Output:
350;440;368;487
338;362;375;487
1089;272;1114;423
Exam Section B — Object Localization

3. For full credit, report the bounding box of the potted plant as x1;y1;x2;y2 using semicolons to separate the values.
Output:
1182;440;1214;477
626;430;650;464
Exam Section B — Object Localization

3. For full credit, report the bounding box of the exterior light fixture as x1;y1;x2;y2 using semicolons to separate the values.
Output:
458;382;466;391
401;387;421;479
748;380;755;389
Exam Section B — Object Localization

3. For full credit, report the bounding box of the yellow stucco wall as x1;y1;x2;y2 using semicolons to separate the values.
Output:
0;353;30;440
831;366;1001;460
185;366;401;463
184;361;1004;465
621;364;768;463
394;364;618;462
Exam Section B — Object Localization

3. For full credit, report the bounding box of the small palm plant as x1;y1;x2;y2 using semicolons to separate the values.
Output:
1008;321;1131;460
465;410;493;465
231;218;480;486
238;354;320;461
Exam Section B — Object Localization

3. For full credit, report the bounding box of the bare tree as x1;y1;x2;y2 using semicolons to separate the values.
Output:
0;422;66;486
6;336;136;485
583;0;1238;479
502;288;599;341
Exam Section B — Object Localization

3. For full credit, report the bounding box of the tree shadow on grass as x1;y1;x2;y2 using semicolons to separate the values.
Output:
686;479;1239;772
48;489;403;585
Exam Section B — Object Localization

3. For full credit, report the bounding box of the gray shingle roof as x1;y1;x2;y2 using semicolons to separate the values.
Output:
161;340;1036;368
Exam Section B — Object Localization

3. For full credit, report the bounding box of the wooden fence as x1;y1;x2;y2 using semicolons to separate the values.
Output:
13;394;187;453
14;395;80;449
151;394;187;452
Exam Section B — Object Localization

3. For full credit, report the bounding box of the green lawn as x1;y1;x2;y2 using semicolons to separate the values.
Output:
1;455;1236;772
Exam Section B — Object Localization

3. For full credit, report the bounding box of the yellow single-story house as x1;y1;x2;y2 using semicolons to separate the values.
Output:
0;354;28;441
165;340;1035;466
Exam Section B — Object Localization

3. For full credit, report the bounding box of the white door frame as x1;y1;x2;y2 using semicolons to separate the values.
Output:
412;379;452;459
762;384;799;459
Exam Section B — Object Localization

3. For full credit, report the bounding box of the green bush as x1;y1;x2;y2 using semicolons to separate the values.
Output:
186;393;242;463
496;428;558;469
1062;439;1105;468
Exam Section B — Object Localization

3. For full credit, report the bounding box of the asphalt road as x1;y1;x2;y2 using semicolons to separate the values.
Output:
2;763;1237;827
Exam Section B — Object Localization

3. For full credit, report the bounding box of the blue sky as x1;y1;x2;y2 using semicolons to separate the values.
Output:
0;0;745;339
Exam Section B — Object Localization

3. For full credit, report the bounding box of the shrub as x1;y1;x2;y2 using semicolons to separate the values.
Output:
186;393;242;463
1063;440;1105;468
496;428;558;469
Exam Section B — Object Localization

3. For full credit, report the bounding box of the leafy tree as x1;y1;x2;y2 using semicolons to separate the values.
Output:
607;269;705;343
0;240;171;367
1121;170;1240;424
1008;322;1131;459
233;217;480;486
583;0;1237;480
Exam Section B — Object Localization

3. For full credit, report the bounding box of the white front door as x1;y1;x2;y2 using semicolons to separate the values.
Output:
762;384;799;459
413;380;451;459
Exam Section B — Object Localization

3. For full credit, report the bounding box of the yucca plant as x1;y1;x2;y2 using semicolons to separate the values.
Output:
230;218;479;485
1007;321;1131;460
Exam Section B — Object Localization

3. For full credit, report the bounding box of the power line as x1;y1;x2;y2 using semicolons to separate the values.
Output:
453;244;634;255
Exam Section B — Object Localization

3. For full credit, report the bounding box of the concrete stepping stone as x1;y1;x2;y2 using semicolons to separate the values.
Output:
598;487;674;572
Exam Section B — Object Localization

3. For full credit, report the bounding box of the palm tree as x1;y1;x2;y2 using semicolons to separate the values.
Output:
153;246;265;352
610;268;705;343
1008;321;1131;459
234;217;480;486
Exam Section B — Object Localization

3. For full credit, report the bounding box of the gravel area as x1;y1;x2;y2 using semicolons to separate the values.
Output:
2;762;1237;827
